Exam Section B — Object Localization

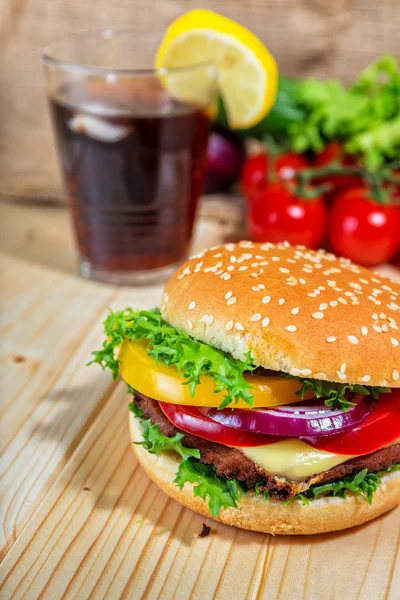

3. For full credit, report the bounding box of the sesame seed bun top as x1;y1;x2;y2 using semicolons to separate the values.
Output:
161;241;400;388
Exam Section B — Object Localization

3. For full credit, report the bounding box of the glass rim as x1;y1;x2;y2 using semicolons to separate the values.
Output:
41;28;215;76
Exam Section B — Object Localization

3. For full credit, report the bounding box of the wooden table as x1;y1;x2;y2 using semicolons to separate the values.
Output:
1;198;399;600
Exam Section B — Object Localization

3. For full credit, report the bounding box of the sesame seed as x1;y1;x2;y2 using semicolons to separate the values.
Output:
262;317;270;327
391;338;399;347
389;322;399;330
360;375;371;383
379;312;387;319
227;297;237;307
301;369;312;376
330;301;338;307
262;296;271;304
319;303;328;311
187;319;193;330
272;256;280;261
338;298;347;304
222;273;231;280
279;267;290;274
303;268;313;273
291;368;302;377
347;336;358;345
226;320;233;331
242;253;253;260
312;312;324;319
230;255;237;263
238;266;248;271
340;362;347;373
308;293;317;298
361;326;368;336
250;273;258;278
337;372;347;381
252;286;259;292
382;324;389;332
359;278;369;284
299;278;306;285
258;284;266;289
314;373;327;380
226;265;235;272
286;325;297;332
326;336;336;343
279;298;285;305
250;313;262;322
235;322;245;331
200;314;214;326
393;369;399;381
291;307;300;315
373;325;383;333
188;301;196;310
225;291;233;300
372;313;379;320
251;262;259;267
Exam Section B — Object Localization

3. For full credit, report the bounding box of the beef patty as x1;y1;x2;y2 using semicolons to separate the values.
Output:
134;392;400;500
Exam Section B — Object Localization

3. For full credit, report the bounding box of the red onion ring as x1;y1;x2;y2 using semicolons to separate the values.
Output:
199;394;374;437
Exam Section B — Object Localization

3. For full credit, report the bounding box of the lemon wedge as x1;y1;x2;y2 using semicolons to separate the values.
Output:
155;10;278;129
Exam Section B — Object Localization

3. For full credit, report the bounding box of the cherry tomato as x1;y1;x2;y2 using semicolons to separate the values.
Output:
313;143;362;201
305;389;400;455
249;183;327;249
159;402;274;447
275;152;307;181
159;389;400;457
328;188;400;266
240;153;268;199
241;152;307;200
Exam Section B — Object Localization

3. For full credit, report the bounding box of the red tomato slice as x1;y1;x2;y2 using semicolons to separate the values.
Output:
159;402;276;447
304;388;400;455
159;389;400;456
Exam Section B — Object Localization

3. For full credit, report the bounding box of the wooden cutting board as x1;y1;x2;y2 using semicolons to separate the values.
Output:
0;200;399;600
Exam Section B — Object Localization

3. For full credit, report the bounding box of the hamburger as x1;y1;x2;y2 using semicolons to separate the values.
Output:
91;241;400;535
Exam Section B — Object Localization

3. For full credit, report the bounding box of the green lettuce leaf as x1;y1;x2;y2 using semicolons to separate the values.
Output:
282;374;390;411
288;54;400;169
129;403;200;461
174;457;242;517
289;463;400;505
89;307;255;409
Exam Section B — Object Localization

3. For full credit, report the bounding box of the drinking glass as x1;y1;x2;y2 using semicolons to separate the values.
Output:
42;30;217;285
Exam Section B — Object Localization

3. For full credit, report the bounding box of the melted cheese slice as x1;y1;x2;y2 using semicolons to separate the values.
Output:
241;440;355;480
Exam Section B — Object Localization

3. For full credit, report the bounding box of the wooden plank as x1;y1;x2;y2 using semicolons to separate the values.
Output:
0;377;398;599
0;255;119;557
0;252;165;560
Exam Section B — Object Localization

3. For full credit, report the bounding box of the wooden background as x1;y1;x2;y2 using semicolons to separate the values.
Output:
1;0;400;200
0;197;399;599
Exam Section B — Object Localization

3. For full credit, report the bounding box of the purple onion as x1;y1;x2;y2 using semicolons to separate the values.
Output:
200;395;374;437
204;127;245;194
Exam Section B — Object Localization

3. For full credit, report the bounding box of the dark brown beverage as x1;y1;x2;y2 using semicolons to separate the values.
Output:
50;79;210;283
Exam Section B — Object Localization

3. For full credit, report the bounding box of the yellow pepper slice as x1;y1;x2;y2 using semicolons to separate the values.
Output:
119;339;309;408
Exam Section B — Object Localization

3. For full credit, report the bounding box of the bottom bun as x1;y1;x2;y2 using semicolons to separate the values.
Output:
130;413;400;535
